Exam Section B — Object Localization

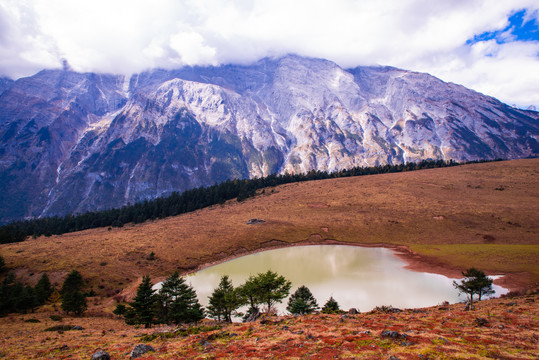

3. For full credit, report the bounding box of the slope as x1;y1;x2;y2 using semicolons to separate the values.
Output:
1;158;538;296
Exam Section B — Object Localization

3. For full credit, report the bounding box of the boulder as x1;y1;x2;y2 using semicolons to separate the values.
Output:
381;330;400;338
475;317;489;327
91;350;110;360
348;308;359;314
130;344;155;359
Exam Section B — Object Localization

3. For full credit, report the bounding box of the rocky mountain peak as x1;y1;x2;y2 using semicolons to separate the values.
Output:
0;55;537;223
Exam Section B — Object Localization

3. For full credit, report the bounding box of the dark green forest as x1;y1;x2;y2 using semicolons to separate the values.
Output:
0;159;498;244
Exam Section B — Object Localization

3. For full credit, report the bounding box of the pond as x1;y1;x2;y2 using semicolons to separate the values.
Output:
162;245;508;315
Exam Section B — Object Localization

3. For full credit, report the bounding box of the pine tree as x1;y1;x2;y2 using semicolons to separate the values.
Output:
157;271;204;324
286;285;319;315
207;275;241;322
131;275;156;328
453;268;495;308
18;285;37;313
61;270;87;315
255;270;291;313
0;273;24;314
321;296;341;314
35;273;53;305
236;275;261;321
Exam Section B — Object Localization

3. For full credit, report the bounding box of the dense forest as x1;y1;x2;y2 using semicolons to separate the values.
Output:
0;159;498;244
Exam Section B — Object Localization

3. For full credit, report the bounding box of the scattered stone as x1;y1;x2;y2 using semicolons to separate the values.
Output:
475;317;489;327
246;218;265;225
245;309;261;322
72;325;83;330
306;334;315;340
362;330;371;335
389;356;400;360
199;339;211;347
130;344;155;359
437;337;450;344
348;308;359;314
381;330;400;338
291;330;304;335
91;349;110;360
506;302;517;306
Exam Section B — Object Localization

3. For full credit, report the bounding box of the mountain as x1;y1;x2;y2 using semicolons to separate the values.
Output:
0;55;538;223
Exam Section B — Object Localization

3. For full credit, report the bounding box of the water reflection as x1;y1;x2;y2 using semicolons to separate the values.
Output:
169;245;508;315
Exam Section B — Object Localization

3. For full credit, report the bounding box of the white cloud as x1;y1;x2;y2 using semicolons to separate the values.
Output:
0;0;538;107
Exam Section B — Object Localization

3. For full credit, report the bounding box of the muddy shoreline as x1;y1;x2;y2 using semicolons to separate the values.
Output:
183;239;529;294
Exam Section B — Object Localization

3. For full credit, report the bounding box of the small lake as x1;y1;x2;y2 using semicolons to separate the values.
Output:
162;245;508;315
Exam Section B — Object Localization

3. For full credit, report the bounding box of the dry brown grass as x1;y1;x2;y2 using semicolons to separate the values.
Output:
1;158;538;297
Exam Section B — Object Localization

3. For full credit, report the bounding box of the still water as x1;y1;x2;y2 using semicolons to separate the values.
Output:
169;245;507;315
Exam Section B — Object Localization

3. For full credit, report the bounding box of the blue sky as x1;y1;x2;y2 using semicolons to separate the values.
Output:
468;9;539;45
0;0;538;108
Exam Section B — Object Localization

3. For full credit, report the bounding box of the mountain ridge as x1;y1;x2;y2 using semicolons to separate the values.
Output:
0;55;538;222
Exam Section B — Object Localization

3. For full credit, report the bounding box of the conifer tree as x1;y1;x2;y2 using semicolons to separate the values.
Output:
0;273;17;314
286;285;319;315
35;273;53;305
61;270;87;315
19;285;37;313
131;275;157;328
157;271;204;324
255;270;291;313
321;296;341;314
453;268;494;307
236;275;262;321
207;275;241;322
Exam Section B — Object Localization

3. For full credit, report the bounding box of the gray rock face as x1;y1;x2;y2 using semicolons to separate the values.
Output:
90;349;110;360
1;55;538;223
130;344;155;359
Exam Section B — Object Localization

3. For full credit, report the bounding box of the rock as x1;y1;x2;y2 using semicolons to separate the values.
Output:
389;356;400;360
475;317;489;327
348;308;359;314
199;339;211;347
245;308;261;322
130;344;155;359
91;350;110;360
381;330;400;338
362;330;371;335
246;218;265;225
72;325;84;330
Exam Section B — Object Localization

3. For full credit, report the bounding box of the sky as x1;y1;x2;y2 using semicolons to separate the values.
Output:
0;0;538;109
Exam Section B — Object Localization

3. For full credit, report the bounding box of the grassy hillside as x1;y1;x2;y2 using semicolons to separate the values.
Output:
0;294;537;359
1;158;538;296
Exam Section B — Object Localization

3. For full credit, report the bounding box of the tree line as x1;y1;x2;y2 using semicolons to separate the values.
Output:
1;262;494;320
0;158;498;244
114;270;348;328
0;258;87;316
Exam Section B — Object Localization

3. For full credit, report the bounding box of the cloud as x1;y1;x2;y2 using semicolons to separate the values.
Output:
0;0;538;108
